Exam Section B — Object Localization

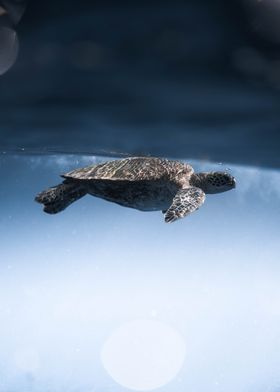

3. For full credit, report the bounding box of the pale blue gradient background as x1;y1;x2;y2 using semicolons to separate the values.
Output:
0;154;280;392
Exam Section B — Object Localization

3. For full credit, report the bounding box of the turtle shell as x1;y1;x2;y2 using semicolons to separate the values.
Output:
62;157;193;182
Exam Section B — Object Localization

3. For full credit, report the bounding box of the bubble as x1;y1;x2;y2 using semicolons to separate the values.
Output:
101;320;186;391
0;26;19;75
0;6;7;16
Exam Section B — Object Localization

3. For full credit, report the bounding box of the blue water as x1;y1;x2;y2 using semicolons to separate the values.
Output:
1;153;280;392
1;0;280;390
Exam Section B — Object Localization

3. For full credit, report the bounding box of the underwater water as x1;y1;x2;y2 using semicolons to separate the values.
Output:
0;153;280;392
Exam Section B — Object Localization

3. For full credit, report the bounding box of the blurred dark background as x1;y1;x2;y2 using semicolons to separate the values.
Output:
1;0;280;167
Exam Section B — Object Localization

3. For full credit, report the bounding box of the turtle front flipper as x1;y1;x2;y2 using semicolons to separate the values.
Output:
164;187;205;223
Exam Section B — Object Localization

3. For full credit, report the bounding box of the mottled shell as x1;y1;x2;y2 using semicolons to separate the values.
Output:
62;157;193;183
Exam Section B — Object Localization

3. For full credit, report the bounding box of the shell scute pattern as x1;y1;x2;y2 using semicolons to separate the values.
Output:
63;157;193;183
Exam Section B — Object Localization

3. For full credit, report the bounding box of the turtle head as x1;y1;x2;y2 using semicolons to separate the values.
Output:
190;172;236;194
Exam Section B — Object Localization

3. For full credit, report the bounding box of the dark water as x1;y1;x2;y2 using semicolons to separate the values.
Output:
1;0;280;167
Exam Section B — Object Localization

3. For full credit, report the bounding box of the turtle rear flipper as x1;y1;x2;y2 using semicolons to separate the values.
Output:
35;181;87;214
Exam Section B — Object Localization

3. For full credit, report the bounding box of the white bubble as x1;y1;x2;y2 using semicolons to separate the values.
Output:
0;26;19;75
101;320;186;391
0;6;7;16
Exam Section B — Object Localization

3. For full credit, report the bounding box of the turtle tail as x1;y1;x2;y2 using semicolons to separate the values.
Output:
35;181;87;214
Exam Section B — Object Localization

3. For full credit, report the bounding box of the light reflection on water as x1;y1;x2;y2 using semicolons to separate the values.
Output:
0;154;280;392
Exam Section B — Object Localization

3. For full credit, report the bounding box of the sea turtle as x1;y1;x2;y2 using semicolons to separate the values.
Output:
35;157;236;223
